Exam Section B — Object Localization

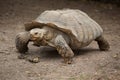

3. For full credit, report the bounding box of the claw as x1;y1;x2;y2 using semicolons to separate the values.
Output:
64;57;73;64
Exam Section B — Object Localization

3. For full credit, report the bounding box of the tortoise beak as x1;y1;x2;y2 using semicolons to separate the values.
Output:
30;35;37;41
31;37;37;41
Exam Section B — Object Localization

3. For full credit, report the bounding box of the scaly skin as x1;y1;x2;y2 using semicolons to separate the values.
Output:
15;32;30;53
95;35;110;51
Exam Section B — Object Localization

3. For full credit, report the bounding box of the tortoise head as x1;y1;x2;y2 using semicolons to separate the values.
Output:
30;28;47;41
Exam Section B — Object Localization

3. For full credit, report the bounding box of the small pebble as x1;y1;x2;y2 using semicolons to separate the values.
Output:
29;57;40;63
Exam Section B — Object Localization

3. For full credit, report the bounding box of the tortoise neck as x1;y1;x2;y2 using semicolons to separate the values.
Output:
42;26;55;41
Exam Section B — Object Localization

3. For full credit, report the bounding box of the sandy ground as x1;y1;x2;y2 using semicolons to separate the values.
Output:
0;0;120;80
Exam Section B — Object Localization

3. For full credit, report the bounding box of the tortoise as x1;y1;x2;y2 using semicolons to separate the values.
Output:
15;9;110;64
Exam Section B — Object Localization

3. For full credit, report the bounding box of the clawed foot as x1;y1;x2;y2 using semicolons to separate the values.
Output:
18;54;27;59
99;42;110;51
63;57;73;64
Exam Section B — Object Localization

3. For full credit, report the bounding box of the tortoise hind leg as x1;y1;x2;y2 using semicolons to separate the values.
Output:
95;35;110;51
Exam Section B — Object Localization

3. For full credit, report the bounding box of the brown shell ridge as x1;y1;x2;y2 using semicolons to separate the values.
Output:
24;21;45;31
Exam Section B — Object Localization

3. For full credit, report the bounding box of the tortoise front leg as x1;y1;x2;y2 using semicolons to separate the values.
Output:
15;32;30;59
54;35;74;64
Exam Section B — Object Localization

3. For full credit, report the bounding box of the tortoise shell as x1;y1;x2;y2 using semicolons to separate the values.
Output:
25;9;103;47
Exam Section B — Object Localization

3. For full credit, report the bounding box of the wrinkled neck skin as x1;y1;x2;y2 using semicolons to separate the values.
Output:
42;26;55;41
33;26;70;46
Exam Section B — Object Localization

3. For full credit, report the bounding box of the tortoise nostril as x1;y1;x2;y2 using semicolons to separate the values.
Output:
34;32;38;35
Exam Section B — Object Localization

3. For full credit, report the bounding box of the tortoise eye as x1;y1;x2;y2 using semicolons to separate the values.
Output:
34;32;38;35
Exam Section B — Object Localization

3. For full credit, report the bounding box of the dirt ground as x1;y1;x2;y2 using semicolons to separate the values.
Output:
0;0;120;80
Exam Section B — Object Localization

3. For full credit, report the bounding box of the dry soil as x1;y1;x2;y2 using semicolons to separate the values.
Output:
0;0;120;80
